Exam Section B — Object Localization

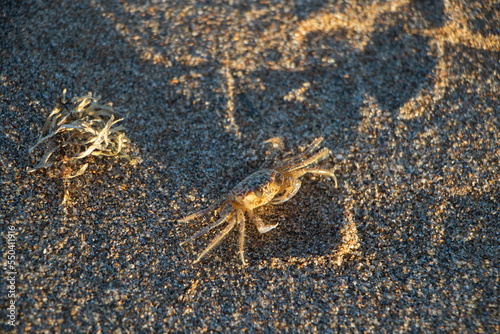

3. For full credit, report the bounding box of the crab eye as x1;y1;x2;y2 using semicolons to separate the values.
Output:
255;189;263;198
274;173;282;186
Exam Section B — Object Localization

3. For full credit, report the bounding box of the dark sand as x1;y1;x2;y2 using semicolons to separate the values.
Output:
1;0;499;332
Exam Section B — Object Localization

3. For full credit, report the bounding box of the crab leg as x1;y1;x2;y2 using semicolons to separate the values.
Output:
237;210;247;265
180;207;234;246
193;214;237;264
283;147;330;172
178;199;226;223
274;137;324;171
288;167;338;188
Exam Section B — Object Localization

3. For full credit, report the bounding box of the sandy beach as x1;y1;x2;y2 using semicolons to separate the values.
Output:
1;0;499;332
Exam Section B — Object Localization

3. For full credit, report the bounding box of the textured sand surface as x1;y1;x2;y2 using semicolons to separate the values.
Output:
1;0;499;332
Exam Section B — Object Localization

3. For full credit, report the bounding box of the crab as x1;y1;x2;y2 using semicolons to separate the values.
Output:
179;137;338;265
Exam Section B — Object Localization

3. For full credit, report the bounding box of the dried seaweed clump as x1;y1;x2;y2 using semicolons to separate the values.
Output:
29;89;133;178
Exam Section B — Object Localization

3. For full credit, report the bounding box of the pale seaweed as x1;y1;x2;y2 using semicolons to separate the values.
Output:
28;89;134;178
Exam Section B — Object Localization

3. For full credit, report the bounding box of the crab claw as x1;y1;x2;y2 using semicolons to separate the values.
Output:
251;214;279;233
